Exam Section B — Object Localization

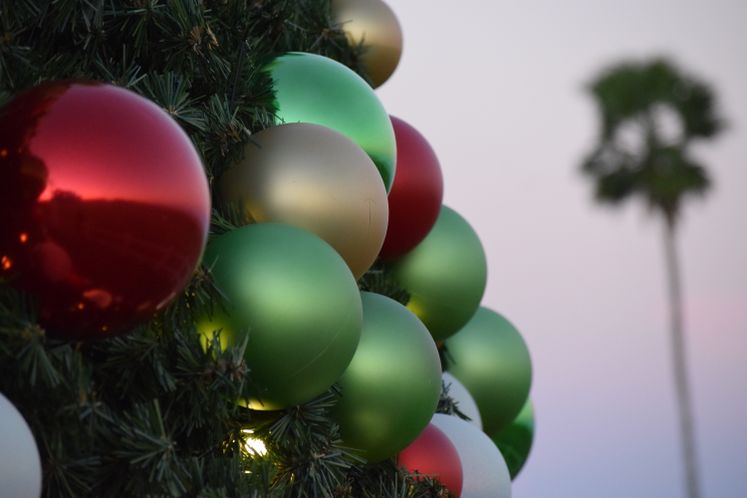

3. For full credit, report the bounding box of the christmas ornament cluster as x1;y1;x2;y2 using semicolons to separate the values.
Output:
0;1;534;496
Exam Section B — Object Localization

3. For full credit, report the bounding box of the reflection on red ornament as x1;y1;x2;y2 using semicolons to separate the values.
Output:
0;81;211;339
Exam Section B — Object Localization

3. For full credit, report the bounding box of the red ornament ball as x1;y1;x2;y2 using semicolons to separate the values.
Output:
378;116;443;261
398;423;463;497
0;81;211;339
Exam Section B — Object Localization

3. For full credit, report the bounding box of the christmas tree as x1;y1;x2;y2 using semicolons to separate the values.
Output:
0;1;531;497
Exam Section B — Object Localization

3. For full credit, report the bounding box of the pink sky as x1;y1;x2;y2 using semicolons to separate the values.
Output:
378;1;747;496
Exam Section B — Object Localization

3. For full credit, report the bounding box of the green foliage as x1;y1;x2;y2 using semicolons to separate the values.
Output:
0;1;454;497
581;58;724;222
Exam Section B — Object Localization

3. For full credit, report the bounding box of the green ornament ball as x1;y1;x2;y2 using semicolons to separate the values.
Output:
266;52;396;191
389;206;487;341
333;292;442;462
491;398;534;480
445;307;532;435
201;224;362;410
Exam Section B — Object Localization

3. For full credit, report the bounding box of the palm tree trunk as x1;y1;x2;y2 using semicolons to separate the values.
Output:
663;217;701;498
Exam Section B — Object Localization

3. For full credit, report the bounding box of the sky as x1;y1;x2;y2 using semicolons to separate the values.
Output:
376;1;747;497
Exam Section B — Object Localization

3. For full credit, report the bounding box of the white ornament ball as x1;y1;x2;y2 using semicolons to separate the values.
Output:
443;372;482;429
432;413;511;498
0;393;42;498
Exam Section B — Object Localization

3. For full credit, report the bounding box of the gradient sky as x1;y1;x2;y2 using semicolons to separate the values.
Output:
376;1;747;497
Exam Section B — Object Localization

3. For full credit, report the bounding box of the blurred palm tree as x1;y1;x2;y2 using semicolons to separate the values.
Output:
581;58;724;498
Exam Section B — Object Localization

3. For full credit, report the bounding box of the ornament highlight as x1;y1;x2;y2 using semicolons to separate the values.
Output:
389;206;487;341
220;123;388;279
266;52;396;191
0;393;42;498
398;423;463;497
333;292;442;462
432;414;511;498
201;224;362;410
492;399;534;480
0;81;210;339
446;308;532;435
331;0;403;88
442;372;482;430
379;116;443;261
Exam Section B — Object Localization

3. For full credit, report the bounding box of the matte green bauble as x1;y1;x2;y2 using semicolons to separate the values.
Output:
491;398;534;480
202;224;362;410
333;292;442;462
389;206;487;341
445;307;532;435
266;52;396;191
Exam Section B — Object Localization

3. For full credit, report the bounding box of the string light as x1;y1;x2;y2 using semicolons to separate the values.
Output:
241;429;268;457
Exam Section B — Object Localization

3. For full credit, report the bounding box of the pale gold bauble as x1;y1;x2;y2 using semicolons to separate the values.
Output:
332;0;403;88
220;123;389;279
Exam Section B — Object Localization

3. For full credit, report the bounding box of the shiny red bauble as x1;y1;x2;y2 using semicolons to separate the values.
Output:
398;423;463;496
378;116;443;261
0;81;211;339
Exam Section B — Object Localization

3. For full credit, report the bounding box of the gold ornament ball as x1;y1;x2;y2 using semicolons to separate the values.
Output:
332;0;403;88
220;123;389;279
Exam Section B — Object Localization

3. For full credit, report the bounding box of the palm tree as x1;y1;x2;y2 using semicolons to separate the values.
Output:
581;58;724;498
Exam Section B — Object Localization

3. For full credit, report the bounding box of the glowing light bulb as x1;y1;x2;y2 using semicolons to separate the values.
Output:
242;429;268;456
